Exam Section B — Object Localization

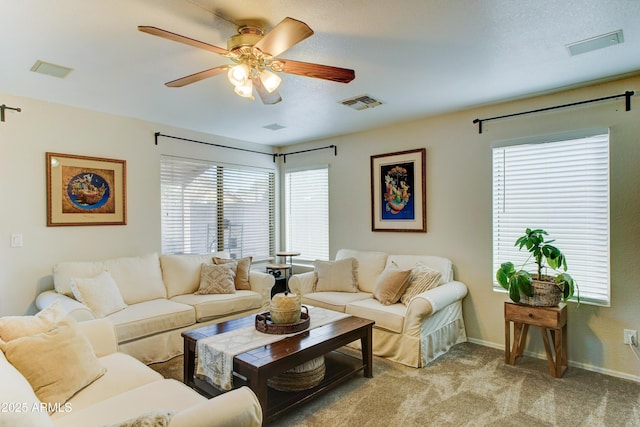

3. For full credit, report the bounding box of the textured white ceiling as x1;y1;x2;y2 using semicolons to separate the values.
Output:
1;0;639;146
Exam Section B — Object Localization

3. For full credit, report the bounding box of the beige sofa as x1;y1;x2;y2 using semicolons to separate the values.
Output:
0;317;262;427
288;249;468;368
36;252;275;364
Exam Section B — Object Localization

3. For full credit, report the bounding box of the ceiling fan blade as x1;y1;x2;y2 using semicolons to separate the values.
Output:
138;26;229;56
280;59;355;83
165;66;230;87
253;77;282;105
253;17;313;57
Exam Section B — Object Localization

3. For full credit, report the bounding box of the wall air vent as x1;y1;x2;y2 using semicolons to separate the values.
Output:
340;94;383;110
30;60;74;78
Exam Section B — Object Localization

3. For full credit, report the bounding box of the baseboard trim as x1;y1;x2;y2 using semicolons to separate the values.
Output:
466;338;640;383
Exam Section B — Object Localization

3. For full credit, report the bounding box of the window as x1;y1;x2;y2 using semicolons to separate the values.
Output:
492;130;610;306
284;166;329;261
161;155;275;260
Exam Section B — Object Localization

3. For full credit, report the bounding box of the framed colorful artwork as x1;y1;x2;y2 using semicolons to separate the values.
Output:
46;152;126;226
370;148;426;232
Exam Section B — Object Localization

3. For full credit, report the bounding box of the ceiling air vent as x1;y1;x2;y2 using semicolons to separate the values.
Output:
263;123;286;131
30;60;74;78
340;94;383;110
566;29;624;56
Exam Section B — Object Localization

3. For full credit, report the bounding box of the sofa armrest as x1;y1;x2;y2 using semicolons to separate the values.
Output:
75;318;119;357
416;281;468;313
36;290;96;321
169;386;262;427
288;271;316;297
403;281;468;336
249;270;275;310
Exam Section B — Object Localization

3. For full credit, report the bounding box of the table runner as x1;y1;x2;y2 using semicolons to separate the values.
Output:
196;306;350;391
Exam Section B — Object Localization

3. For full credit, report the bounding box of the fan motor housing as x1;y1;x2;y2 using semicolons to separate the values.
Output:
227;26;263;51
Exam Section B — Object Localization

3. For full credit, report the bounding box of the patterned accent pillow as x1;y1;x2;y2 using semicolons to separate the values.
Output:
373;262;412;305
213;256;253;290
106;410;176;427
400;263;442;305
195;263;236;295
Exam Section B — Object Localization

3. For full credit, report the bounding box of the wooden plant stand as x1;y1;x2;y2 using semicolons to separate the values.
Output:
504;301;568;378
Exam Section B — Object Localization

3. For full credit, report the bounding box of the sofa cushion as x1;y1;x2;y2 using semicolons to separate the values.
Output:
373;262;412;305
53;260;107;297
106;299;195;343
0;349;54;426
160;253;228;298
104;253;166;305
213;256;253;290
51;379;206;427
301;291;371;313
0;319;106;410
171;290;262;322
54;352;163;418
0;299;67;342
195;263;236;295
386;255;453;284
313;258;358;292
346;298;406;333
70;271;127;318
336;249;388;293
400;263;442;305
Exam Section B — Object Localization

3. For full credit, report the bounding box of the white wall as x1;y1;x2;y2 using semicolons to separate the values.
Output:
0;93;277;316
281;75;640;380
2;75;639;380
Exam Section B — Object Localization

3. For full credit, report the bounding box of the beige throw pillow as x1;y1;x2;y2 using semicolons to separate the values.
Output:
195;263;236;295
213;256;253;290
0;319;105;410
0;300;68;342
400;263;442;305
70;271;127;318
313;258;359;292
373;262;412;305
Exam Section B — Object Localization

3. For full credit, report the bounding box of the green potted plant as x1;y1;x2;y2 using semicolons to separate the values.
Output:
496;228;579;306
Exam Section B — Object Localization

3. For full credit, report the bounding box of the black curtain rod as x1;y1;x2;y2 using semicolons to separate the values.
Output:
0;103;21;122
472;90;634;134
154;132;273;157
276;145;337;163
154;132;337;162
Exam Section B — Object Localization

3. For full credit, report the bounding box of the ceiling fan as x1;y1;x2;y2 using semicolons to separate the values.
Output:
138;17;355;105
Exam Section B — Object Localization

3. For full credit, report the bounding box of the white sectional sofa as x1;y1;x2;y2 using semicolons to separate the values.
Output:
0;317;262;427
36;252;274;364
288;249;468;368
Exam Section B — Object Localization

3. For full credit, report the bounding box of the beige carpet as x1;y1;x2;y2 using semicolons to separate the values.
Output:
149;342;640;426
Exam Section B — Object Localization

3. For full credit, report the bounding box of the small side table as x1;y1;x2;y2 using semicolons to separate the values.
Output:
504;301;567;378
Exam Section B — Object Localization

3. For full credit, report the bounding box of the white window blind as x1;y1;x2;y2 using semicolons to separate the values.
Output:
492;131;610;306
161;155;275;261
285;166;329;261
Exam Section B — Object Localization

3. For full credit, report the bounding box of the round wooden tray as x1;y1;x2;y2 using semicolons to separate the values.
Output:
255;308;310;335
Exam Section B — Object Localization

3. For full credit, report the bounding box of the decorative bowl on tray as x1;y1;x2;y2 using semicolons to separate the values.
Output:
255;306;309;334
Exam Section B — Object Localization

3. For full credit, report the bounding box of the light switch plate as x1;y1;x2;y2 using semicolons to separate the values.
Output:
10;234;23;248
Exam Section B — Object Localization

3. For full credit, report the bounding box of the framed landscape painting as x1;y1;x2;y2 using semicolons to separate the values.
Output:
46;152;126;226
370;148;426;232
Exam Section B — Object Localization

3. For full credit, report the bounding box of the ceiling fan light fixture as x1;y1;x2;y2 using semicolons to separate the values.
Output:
228;63;250;86
259;69;282;93
234;79;254;99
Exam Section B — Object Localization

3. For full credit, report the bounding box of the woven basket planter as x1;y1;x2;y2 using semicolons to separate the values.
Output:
518;276;562;306
267;356;326;392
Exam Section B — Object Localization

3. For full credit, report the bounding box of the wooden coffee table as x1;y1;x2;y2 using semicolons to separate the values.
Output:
182;308;374;424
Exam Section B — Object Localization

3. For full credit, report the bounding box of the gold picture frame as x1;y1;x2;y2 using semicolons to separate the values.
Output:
371;148;426;232
46;152;126;226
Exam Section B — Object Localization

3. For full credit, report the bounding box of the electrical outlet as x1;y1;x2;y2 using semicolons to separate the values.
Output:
624;329;637;345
